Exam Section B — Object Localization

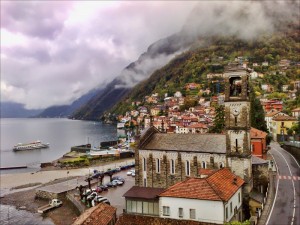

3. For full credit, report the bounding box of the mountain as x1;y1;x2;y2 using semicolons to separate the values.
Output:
72;1;300;121
37;88;99;118
72;33;195;120
0;102;43;118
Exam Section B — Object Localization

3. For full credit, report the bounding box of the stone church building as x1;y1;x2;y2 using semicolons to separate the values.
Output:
135;66;253;194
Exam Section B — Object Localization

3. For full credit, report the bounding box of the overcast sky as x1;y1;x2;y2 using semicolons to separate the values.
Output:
1;1;197;109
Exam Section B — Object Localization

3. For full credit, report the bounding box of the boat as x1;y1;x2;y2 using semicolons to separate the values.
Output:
13;141;49;151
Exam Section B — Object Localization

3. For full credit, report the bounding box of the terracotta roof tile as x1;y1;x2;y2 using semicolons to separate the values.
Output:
250;127;267;139
73;203;116;225
159;168;244;202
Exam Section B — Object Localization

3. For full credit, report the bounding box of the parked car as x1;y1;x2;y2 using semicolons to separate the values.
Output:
106;182;117;188
131;171;135;177
98;185;108;191
95;186;102;193
95;196;110;204
112;180;123;186
112;176;125;183
127;169;135;176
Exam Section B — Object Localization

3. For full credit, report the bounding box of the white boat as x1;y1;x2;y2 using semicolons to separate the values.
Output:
13;141;49;151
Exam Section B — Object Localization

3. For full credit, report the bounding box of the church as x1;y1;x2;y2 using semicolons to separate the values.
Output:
121;65;254;224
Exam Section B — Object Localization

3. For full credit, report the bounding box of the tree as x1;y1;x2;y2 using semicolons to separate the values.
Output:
209;105;225;133
250;86;268;132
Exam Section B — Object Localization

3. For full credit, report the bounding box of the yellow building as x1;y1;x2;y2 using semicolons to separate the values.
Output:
271;115;297;141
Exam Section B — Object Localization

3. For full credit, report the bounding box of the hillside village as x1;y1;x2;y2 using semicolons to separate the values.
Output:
114;57;299;145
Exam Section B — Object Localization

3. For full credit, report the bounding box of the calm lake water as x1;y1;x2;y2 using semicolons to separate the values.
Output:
0;118;117;173
0;118;119;225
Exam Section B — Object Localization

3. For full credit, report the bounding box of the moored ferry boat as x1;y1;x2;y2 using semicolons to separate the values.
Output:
13;141;49;151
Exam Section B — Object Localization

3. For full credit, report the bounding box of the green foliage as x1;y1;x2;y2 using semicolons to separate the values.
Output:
110;25;299;117
267;92;288;100
250;86;268;132
209;105;225;133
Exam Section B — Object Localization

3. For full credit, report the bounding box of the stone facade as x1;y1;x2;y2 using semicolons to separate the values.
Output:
136;150;226;188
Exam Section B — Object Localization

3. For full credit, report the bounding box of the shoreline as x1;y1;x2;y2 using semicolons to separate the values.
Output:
0;158;134;225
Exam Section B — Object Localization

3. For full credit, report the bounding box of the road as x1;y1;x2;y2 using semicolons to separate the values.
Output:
266;142;300;225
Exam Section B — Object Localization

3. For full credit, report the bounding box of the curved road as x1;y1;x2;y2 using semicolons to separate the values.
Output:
266;142;300;225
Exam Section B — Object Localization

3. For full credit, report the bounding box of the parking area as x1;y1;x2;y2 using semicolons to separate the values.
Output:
82;169;135;215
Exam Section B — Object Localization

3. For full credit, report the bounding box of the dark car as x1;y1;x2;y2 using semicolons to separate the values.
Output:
98;185;108;191
105;182;117;188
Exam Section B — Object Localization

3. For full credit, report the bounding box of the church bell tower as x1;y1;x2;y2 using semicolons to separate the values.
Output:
224;65;253;193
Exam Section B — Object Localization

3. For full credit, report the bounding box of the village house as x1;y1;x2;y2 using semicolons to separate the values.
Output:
264;110;286;132
174;91;183;98
262;61;269;67
250;71;258;79
261;100;283;113
281;84;289;92
270;115;297;141
250;127;268;160
185;83;200;90
159;168;244;224
292;107;300;118
206;73;224;79
278;59;290;68
261;84;273;93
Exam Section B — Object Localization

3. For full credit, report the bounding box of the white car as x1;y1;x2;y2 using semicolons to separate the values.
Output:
112;180;123;186
127;169;135;176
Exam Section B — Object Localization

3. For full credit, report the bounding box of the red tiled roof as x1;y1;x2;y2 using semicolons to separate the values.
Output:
292;107;300;112
250;127;267;139
73;203;116;225
159;168;244;202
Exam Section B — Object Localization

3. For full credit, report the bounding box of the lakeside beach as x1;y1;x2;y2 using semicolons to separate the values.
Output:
0;158;134;225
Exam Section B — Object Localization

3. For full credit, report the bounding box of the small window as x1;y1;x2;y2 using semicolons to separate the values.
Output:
186;160;190;176
178;207;183;218
143;178;147;187
156;158;160;173
170;159;175;174
202;161;206;169
238;192;241;203
163;206;170;216
230;202;232;213
220;162;224;168
225;207;228;219
190;209;196;219
143;157;146;172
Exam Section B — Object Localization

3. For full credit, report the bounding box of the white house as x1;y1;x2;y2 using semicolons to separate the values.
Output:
159;168;244;224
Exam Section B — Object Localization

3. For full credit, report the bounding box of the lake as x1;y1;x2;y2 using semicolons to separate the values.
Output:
0;118;118;173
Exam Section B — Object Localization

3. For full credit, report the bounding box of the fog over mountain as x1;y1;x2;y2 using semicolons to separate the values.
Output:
73;1;300;120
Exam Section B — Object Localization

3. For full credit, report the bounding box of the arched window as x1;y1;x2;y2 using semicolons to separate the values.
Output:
170;159;175;174
156;158;160;173
186;160;190;176
143;157;146;172
202;161;206;169
220;162;224;168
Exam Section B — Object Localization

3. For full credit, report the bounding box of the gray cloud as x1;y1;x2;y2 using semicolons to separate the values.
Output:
1;1;298;109
1;1;196;109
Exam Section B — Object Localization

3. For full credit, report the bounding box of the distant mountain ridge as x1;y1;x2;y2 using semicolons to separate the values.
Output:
0;102;42;118
37;88;99;118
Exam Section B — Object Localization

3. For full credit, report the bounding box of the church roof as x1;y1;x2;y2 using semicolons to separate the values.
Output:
142;133;226;154
159;168;244;202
